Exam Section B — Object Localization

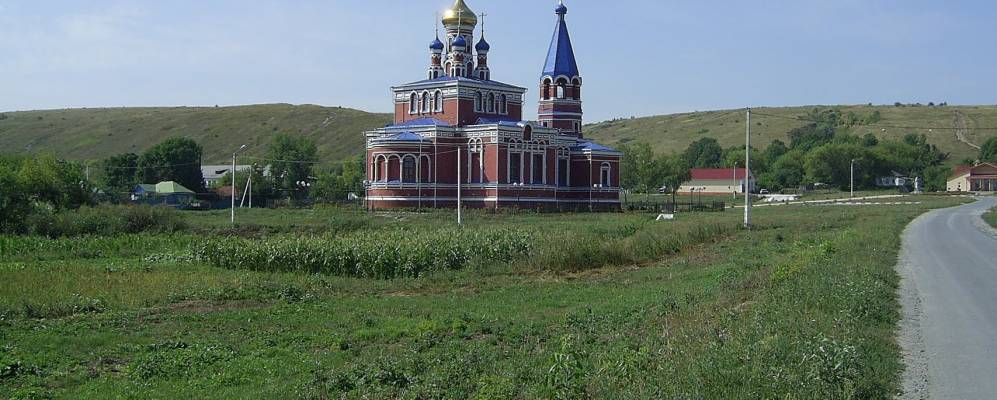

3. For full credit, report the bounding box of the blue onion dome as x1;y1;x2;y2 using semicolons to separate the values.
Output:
555;1;568;14
453;35;468;48
430;37;444;50
475;37;490;51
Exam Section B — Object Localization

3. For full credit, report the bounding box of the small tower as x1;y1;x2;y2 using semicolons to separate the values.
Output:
428;36;445;80
474;13;491;81
538;0;583;137
442;0;477;78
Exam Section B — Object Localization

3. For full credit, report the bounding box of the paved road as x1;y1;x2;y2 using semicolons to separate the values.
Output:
899;197;997;399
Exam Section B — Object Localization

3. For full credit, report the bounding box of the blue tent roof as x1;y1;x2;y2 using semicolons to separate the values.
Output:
387;118;451;128
542;5;579;79
380;132;430;142
573;141;618;153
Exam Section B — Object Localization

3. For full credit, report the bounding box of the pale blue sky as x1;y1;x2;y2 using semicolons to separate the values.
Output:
1;0;996;122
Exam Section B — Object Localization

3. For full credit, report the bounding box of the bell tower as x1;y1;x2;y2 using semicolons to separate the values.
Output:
538;1;583;137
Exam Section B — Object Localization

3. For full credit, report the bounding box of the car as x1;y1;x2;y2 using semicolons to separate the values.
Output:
759;189;770;195
658;186;669;194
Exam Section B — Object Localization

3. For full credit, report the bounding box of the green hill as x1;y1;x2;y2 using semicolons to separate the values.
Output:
585;105;997;165
0;104;392;164
3;103;996;167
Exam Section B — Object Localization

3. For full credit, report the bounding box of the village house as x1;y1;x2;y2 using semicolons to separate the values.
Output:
947;163;997;192
679;168;756;195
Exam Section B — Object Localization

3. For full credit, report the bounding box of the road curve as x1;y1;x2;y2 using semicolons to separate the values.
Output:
898;197;997;399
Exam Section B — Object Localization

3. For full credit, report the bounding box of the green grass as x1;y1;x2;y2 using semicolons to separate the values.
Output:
0;197;969;398
0;104;391;164
586;105;997;166
985;207;997;229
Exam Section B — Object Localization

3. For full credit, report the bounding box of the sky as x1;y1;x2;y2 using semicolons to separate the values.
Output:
1;0;996;122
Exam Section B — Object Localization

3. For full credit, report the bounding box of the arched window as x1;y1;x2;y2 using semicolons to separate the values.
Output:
487;93;495;113
402;156;417;183
600;162;612;187
445;62;452;76
572;78;581;99
556;78;568;99
500;94;507;114
466;62;474;77
542;78;552;100
475;92;482;111
421;92;430;113
409;93;417;113
434;90;442;112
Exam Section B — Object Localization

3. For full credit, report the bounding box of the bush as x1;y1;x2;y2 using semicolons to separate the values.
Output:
23;205;188;237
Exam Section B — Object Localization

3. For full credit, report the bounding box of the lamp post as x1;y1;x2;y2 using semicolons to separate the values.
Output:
231;144;247;224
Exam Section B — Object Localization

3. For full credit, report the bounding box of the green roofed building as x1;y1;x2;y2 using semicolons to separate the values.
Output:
132;181;198;208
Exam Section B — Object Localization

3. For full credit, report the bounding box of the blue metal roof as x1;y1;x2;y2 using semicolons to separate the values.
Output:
386;118;451;128
542;6;579;79
380;132;431;142
430;37;444;50
476;117;526;127
475;37;490;51
573;141;618;153
400;75;524;90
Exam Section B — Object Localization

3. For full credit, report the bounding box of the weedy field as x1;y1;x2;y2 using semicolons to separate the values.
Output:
0;197;968;399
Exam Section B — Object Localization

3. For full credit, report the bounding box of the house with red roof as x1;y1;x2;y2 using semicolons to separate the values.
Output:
947;163;997;192
679;168;756;195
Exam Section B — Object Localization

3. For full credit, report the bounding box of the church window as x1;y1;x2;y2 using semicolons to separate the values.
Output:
434;90;442;112
556;78;568;99
500;94;507;114
600;162;612;187
402;156;417;183
421;92;430;113
572;78;581;99
409;93;417;113
532;154;544;184
475;92;482;111
487;93;495;113
542;78;552;100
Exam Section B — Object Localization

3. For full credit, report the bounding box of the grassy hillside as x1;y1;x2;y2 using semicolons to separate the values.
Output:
585;105;997;165
0;104;391;164
3;103;996;167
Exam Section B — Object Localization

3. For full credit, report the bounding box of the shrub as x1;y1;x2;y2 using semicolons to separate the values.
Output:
24;205;187;237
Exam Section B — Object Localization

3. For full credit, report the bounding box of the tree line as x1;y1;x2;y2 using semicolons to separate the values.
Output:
619;108;995;194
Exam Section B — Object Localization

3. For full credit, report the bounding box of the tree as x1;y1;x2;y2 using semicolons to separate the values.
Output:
763;140;789;166
682;137;723;169
218;164;273;200
311;156;366;202
788;108;843;151
758;149;806;191
874;134;947;177
656;154;691;205
981;137;997;163
722;146;766;175
101;153;139;193
861;133;879;147
922;165;951;192
618;143;660;194
269;134;318;197
0;163;29;233
804;143;884;190
138;138;205;192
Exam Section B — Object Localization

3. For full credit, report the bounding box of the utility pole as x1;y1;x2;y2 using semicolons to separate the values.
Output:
231;144;246;224
457;147;463;226
850;159;856;199
744;109;751;228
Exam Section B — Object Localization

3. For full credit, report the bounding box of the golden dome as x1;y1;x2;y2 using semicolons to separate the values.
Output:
442;0;477;27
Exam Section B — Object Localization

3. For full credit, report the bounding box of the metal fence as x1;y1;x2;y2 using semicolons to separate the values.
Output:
624;200;727;213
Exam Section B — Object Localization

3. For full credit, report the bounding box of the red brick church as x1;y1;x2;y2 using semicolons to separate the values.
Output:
364;0;621;210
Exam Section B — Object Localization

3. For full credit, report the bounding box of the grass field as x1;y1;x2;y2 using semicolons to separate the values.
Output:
985;207;997;229
0;197;969;398
586;105;997;166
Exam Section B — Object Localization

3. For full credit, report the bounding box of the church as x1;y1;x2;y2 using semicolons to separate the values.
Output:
364;0;621;211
